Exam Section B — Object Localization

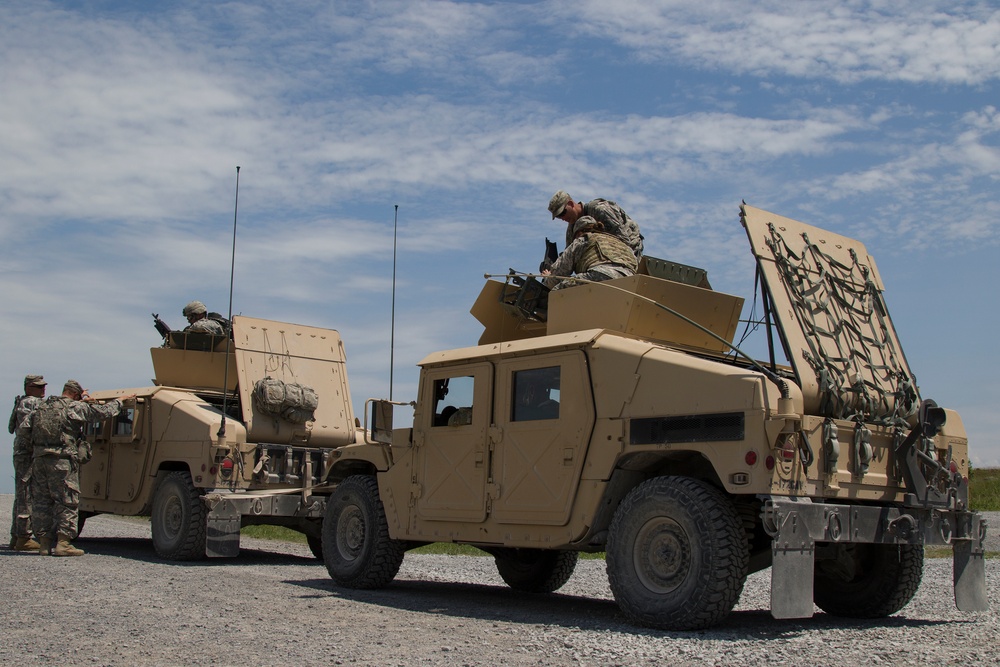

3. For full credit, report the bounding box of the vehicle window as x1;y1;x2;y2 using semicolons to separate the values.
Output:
432;375;475;426
511;366;561;422
113;408;135;437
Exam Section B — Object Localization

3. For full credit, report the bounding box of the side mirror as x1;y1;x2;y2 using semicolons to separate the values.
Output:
371;399;394;444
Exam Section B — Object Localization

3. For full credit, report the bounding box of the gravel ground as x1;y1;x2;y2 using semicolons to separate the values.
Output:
1;495;997;667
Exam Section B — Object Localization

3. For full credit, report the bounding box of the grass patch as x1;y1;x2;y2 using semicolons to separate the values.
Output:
241;524;308;543
970;467;1000;511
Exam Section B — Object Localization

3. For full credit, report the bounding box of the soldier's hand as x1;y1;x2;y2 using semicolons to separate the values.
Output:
120;394;137;403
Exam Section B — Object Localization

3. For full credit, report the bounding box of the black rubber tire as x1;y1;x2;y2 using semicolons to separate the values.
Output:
606;476;749;631
150;471;207;560
494;549;579;593
77;511;92;537
814;543;924;618
322;475;404;589
306;534;323;560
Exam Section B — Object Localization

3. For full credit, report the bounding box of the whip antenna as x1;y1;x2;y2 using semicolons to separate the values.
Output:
218;166;240;440
389;204;398;400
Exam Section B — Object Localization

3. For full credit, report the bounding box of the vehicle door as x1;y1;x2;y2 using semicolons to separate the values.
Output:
413;363;493;522
490;351;595;525
105;400;150;503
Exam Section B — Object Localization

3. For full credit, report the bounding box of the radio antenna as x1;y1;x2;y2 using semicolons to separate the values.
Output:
218;166;240;441
389;204;398;401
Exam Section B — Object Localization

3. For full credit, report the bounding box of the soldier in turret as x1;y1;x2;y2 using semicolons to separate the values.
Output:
547;190;644;260
7;374;46;551
542;217;638;290
26;380;135;556
182;301;225;335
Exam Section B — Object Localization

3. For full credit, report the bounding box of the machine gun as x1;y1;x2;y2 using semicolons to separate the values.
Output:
152;313;172;339
538;237;559;272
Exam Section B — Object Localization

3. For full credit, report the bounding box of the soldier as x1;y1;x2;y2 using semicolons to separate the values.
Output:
547;190;644;260
182;301;225;335
7;374;46;551
542;216;638;290
26;380;135;556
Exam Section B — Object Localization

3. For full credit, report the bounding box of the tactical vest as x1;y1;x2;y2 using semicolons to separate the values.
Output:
31;396;78;457
576;233;638;274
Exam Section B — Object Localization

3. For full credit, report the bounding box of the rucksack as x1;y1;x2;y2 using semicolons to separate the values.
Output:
31;396;72;446
207;311;231;334
252;377;319;424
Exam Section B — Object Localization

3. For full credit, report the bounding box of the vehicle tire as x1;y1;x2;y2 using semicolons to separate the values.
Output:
606;476;749;631
493;549;579;593
814;543;924;618
77;511;92;537
306;534;323;560
322;475;404;589
150;471;207;560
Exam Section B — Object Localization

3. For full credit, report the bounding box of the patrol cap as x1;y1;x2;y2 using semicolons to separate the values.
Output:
183;300;207;317
548;190;571;219
63;380;84;395
24;374;46;387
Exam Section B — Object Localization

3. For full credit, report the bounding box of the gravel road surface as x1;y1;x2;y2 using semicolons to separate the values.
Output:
1;496;997;666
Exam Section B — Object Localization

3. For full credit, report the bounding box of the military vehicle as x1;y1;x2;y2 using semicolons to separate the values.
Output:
80;316;358;559
318;204;988;630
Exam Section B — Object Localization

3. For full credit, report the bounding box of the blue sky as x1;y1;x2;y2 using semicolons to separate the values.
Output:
2;1;998;493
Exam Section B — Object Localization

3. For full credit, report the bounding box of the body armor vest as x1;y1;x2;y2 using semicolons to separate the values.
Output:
576;233;638;273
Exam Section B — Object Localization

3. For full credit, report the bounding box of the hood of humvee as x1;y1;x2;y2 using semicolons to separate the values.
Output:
740;204;919;425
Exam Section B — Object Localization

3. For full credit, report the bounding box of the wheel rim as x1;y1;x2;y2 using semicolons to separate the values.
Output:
162;495;182;539
335;503;365;561
632;516;691;594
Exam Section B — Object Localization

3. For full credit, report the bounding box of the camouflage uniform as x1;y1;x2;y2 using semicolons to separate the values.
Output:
545;219;638;290
185;317;224;335
26;395;123;541
8;393;43;543
564;198;644;260
181;300;225;335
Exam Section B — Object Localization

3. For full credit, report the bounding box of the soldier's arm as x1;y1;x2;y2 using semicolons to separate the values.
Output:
544;239;585;287
75;395;135;422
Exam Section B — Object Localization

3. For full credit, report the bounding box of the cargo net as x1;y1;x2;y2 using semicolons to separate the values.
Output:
765;223;919;430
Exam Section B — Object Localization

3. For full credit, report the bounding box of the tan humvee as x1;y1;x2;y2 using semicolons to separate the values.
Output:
80;316;359;559
320;204;987;630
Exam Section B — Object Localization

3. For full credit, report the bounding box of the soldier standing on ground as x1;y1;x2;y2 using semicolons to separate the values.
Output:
542;217;638;290
26;380;135;556
182;301;224;335
7;374;46;551
547;190;644;260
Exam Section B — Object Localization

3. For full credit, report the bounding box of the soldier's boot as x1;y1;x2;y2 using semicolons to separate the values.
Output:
13;536;41;551
53;535;84;557
38;536;53;556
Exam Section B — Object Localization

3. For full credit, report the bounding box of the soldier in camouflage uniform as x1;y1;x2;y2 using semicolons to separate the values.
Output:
7;374;47;551
543;217;638;290
548;190;644;260
25;379;134;556
182;300;225;335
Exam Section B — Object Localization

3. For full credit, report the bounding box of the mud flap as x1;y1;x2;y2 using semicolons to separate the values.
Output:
206;501;241;558
770;511;816;619
954;543;987;611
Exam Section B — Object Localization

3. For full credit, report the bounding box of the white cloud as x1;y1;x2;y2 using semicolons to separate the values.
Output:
568;0;1000;85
